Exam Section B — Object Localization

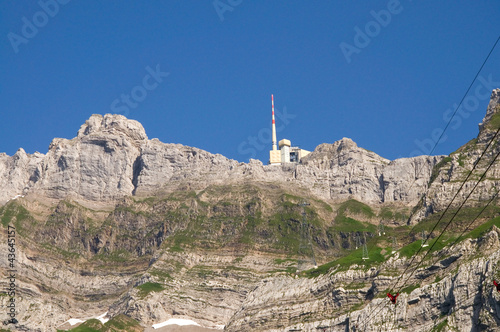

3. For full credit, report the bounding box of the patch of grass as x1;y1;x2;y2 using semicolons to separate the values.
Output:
398;234;456;261
0;202;32;231
136;282;164;298
169;233;195;251
41;242;80;259
410;204;500;237
337;199;375;218
304;246;386;277
0;204;15;227
486;109;500;130
267;208;302;251
464;216;500;240
169;245;184;252
430;318;448;332
348;301;365;312
67;315;142;332
344;282;366;290
379;208;408;223
398;240;422;258
103;314;142;331
311;197;333;213
233;257;243;263
400;284;420;294
379;207;394;220
240;214;262;245
330;215;376;233
149;269;173;281
68;319;102;332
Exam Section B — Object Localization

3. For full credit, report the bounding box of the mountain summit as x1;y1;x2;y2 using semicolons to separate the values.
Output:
0;89;499;331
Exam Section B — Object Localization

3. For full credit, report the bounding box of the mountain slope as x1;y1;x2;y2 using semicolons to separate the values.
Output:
0;89;499;331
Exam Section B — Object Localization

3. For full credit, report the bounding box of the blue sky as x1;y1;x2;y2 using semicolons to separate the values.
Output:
1;1;499;163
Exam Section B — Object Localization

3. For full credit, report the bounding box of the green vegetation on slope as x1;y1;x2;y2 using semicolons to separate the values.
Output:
164;191;327;254
329;199;377;236
304;245;386;277
136;282;164;298
378;206;407;221
336;199;375;218
0;201;34;234
64;314;142;332
410;205;500;235
486;106;500;130
330;216;375;233
305;211;500;279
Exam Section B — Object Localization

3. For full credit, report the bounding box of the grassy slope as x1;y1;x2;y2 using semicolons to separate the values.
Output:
1;180;499;281
62;314;142;332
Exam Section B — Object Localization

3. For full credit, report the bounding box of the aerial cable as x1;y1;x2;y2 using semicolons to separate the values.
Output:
361;195;500;331
401;33;500;234
336;34;500;330
360;125;500;329
390;126;499;294
426;188;499;271
362;33;500;271
397;131;500;292
392;126;500;291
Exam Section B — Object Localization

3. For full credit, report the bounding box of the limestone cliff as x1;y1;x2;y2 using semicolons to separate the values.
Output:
0;114;442;208
0;89;499;332
410;89;500;224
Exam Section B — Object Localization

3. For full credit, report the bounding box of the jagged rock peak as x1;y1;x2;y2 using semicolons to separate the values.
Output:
76;114;148;141
304;137;389;163
479;88;500;132
321;137;358;152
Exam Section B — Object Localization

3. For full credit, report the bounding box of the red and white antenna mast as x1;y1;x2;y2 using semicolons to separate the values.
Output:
272;94;277;151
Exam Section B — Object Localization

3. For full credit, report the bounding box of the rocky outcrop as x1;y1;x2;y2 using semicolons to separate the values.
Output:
479;88;500;133
411;89;500;222
225;227;500;332
0;148;44;202
297;138;441;205
0;115;443;208
0;90;499;331
2;90;498;209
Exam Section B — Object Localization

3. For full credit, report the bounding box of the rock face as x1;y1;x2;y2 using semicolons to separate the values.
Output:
0;116;442;208
2;90;498;208
0;89;499;331
297;139;441;205
226;227;500;331
410;88;500;223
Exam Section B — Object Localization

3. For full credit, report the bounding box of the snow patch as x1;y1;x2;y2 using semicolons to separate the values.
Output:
96;312;109;324
66;312;109;326
7;195;24;202
67;318;85;326
152;318;201;329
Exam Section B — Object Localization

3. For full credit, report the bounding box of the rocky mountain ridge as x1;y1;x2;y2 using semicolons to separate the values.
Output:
0;89;499;331
0;114;443;210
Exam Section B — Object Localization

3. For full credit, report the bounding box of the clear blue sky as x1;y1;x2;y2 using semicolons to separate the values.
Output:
1;1;499;163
